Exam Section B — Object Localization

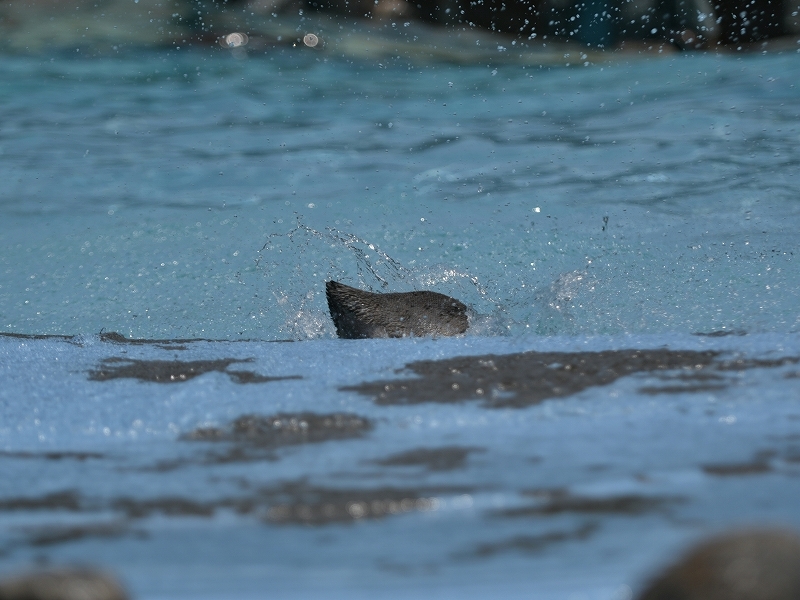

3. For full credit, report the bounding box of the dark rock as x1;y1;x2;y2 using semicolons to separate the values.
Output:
0;569;128;600
637;530;800;600
325;280;468;339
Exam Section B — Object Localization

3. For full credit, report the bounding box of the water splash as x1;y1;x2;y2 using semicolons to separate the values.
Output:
534;270;595;335
255;218;507;339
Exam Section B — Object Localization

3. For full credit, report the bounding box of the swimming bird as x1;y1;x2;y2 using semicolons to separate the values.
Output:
325;280;468;339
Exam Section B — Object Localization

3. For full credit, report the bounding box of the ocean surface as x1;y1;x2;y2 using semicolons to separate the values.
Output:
1;42;800;599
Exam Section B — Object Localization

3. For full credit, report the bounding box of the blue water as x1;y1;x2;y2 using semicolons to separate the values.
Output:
2;50;799;339
1;47;800;599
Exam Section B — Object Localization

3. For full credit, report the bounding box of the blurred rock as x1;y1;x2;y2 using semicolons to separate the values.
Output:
712;0;788;44
0;0;795;54
788;0;800;33
0;0;191;52
295;0;797;48
638;529;800;600
0;568;128;600
304;0;415;20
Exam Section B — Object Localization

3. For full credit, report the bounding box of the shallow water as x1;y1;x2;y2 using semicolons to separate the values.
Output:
1;45;800;599
1;332;800;599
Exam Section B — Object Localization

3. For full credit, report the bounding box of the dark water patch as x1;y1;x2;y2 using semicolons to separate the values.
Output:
24;522;139;547
779;441;800;463
225;371;299;384
659;371;726;382
496;489;683;518
0;482;476;548
106;482;469;526
99;331;225;345
702;462;772;476
374;446;485;471
111;497;217;518
344;349;800;408
702;452;774;476
0;491;82;512
0;451;104;461
146;413;376;469
184;413;373;447
2;491;236;524
693;330;748;337
714;355;800;371
141;448;281;472
342;349;720;408
458;523;598;559
639;384;728;395
261;482;470;526
0;332;76;342
638;356;800;396
639;367;727;395
89;357;247;383
88;357;300;385
755;447;800;466
98;331;294;345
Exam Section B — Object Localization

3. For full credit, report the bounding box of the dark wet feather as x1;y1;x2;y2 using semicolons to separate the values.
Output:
325;280;468;339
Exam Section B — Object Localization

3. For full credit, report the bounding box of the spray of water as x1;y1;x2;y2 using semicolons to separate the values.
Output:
255;217;510;339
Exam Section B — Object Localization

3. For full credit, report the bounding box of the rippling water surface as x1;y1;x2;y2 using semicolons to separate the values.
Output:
1;47;800;599
2;50;799;339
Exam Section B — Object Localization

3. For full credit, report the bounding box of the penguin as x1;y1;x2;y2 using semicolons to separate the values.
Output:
325;280;468;339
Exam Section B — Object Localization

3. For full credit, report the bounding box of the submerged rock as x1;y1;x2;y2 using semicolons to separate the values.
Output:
0;569;128;600
325;280;468;339
638;529;800;600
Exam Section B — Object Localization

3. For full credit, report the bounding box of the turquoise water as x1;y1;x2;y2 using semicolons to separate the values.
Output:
1;47;800;599
2;50;799;339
